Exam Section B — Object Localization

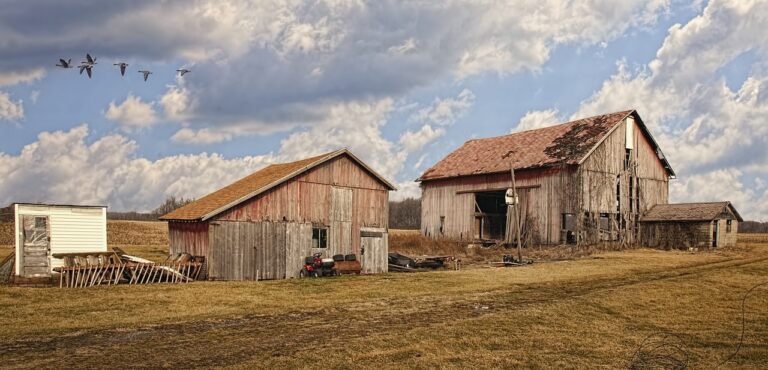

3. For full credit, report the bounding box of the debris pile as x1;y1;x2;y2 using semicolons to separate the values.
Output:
489;254;534;267
54;248;204;288
388;252;460;272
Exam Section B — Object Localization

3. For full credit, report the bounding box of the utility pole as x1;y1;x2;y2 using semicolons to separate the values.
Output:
504;152;523;262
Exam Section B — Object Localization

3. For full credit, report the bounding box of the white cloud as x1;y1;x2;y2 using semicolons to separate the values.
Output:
412;89;475;127
105;94;158;130
0;125;275;211
171;128;234;145
0;91;24;121
513;109;561;132
558;0;768;220
399;125;445;153
0;68;45;86
160;86;193;121
29;90;40;104
388;38;417;55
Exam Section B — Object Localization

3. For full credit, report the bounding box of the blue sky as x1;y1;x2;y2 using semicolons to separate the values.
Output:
1;1;767;220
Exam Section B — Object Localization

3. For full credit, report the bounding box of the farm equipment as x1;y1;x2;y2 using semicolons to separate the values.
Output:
299;253;361;277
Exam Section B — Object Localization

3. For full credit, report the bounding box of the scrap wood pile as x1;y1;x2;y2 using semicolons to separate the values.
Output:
489;254;534;267
54;248;204;288
388;252;460;272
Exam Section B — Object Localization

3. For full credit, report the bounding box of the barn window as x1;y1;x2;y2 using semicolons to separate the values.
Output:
624;148;632;170
599;213;610;231
439;216;445;235
561;213;575;231
312;227;328;248
726;220;732;233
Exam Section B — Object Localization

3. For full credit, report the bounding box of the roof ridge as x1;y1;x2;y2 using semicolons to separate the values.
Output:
466;109;634;143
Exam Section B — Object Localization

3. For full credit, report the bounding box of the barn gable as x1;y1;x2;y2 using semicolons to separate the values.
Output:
161;149;395;222
418;110;674;182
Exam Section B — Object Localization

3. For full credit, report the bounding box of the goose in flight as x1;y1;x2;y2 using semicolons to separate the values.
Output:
82;53;97;65
138;70;152;81
114;62;128;76
56;58;73;68
78;64;93;78
176;68;191;77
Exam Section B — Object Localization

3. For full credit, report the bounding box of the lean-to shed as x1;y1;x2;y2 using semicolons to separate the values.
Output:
12;203;107;278
639;202;742;249
418;110;675;246
160;149;396;280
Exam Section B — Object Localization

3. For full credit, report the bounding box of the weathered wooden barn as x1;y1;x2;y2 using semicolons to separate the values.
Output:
639;202;742;249
418;110;675;246
160;149;396;280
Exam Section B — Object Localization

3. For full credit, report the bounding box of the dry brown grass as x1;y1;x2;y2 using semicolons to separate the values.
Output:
1;237;767;368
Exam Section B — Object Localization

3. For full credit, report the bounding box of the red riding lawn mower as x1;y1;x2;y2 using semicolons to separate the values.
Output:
299;252;361;278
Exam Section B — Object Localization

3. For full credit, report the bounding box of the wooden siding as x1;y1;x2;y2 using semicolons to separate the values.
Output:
206;220;388;280
168;154;391;280
421;115;670;246
168;221;209;257
640;221;712;249
214;155;389;254
420;167;576;245
361;233;388;274
208;221;310;280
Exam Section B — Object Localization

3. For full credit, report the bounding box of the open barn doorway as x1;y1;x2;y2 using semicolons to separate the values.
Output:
473;191;507;241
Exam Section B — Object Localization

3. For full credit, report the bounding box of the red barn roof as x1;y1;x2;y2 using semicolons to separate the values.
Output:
418;110;674;181
160;149;396;221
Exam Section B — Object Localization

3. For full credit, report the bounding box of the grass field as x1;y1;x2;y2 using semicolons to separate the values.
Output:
0;221;766;368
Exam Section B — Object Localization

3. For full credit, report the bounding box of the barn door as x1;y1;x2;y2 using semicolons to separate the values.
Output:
330;187;353;255
361;229;387;274
21;215;50;277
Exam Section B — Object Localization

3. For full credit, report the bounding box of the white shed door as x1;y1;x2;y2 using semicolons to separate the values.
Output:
21;215;50;277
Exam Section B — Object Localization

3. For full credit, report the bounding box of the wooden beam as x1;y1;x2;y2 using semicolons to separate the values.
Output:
456;185;540;195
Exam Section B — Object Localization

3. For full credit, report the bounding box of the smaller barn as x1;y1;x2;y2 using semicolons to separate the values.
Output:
12;203;107;278
160;149;396;280
639;202;742;249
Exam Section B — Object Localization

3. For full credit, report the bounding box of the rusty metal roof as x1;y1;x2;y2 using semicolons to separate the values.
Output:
160;149;396;221
640;202;743;222
418;110;668;181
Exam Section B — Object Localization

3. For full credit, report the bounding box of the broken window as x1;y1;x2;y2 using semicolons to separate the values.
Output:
562;213;575;231
726;219;732;233
312;227;328;248
439;216;445;235
624;148;633;170
599;213;610;231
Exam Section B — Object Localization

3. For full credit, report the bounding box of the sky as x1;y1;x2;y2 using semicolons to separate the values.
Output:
0;0;766;220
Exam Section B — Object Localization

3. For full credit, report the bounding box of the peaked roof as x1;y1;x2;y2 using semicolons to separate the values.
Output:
640;202;743;222
160;149;396;221
418;110;674;181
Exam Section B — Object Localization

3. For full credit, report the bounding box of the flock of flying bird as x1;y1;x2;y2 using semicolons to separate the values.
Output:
55;53;190;81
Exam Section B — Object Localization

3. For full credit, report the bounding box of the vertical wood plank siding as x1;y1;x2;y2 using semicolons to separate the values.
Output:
168;221;209;256
421;115;670;246
170;153;390;280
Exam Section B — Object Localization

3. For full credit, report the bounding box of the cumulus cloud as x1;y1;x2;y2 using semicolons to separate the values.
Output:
513;109;562;132
0;125;275;211
0;0;670;138
528;0;768;220
0;91;24;121
105;94;158;130
0;68;46;86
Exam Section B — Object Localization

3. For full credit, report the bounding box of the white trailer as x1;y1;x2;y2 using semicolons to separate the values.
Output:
13;203;107;277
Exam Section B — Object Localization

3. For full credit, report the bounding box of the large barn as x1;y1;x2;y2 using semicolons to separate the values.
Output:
417;110;675;246
160;149;396;280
